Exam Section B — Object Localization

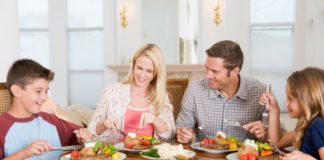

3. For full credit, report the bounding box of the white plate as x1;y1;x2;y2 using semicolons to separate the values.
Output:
226;152;239;160
114;142;146;153
140;149;195;160
191;142;237;154
60;152;126;160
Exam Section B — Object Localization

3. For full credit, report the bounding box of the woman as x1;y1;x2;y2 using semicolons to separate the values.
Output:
88;44;176;144
260;67;324;160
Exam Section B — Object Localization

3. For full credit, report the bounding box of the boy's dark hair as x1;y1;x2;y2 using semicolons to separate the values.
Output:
206;40;244;71
6;59;54;92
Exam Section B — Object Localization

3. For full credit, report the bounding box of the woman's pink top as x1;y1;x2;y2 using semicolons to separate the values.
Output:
123;105;154;136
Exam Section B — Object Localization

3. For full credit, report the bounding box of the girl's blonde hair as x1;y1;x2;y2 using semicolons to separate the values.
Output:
122;44;167;115
287;67;324;148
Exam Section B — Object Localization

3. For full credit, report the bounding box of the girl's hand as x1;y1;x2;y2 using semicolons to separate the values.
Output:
259;91;280;113
283;150;316;160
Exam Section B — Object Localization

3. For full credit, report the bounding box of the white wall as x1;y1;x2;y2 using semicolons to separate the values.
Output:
295;0;324;69
0;0;19;81
198;0;250;75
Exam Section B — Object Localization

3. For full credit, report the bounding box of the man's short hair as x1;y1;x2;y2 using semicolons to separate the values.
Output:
6;59;54;92
206;40;244;71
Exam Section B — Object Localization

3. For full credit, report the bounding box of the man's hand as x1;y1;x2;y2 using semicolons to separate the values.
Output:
243;120;266;140
22;140;53;158
75;128;93;143
139;112;156;128
104;117;120;131
176;127;194;144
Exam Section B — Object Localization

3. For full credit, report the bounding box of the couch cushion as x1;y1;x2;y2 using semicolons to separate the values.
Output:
54;105;94;127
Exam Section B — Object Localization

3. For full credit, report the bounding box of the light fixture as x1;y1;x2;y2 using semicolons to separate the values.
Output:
119;4;128;28
214;0;221;25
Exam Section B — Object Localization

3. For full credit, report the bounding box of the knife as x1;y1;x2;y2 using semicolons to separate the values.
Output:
52;144;84;151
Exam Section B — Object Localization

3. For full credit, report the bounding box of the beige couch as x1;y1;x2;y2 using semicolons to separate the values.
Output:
41;97;94;127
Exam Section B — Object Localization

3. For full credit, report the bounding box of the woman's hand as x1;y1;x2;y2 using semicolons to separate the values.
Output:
104;117;120;131
139;112;156;128
283;151;316;160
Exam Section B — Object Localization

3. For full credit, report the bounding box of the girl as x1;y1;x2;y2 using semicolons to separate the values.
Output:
260;67;324;160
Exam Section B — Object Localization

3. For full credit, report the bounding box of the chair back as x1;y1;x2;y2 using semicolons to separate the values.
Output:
0;83;12;115
166;79;189;119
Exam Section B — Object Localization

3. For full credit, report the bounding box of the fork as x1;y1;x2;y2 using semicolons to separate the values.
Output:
268;140;285;155
191;125;205;143
262;85;271;128
116;128;128;137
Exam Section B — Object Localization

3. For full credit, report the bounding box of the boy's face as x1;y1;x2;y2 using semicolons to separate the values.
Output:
18;78;49;114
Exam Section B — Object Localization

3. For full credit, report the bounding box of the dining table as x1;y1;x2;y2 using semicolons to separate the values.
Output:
114;143;228;160
60;143;231;160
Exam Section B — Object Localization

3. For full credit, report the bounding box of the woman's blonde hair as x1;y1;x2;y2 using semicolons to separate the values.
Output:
122;43;167;115
287;67;324;148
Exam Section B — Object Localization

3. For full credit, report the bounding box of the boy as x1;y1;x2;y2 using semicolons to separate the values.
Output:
0;59;92;160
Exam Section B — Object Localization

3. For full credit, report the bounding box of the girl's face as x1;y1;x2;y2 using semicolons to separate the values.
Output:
133;55;155;88
284;84;304;118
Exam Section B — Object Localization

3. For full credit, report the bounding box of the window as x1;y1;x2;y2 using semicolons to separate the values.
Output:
250;0;295;111
18;0;49;68
67;0;104;107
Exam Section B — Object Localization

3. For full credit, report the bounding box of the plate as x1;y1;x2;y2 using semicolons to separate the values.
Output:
60;152;126;160
226;152;238;160
191;142;237;154
114;142;146;153
140;149;195;160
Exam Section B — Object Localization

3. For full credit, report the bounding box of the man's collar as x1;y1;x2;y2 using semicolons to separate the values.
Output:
207;76;248;100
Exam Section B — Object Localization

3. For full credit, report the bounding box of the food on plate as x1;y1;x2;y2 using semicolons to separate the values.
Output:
70;141;120;160
200;131;240;150
140;143;193;160
124;133;160;150
238;139;276;160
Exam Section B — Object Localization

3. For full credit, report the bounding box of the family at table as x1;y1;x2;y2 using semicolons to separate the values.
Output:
1;40;324;160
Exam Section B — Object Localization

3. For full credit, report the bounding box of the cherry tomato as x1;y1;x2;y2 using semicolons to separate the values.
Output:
71;150;80;158
141;139;151;146
247;153;257;160
239;154;248;160
126;143;133;149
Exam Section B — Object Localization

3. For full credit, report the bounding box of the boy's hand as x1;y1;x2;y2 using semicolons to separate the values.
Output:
75;128;93;143
22;140;53;158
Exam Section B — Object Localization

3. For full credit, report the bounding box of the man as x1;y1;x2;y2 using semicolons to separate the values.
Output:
176;40;267;143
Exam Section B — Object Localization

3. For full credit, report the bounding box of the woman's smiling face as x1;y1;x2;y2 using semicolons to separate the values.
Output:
133;55;155;88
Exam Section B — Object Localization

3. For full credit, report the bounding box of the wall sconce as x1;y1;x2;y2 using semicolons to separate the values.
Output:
119;4;128;28
213;0;221;25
